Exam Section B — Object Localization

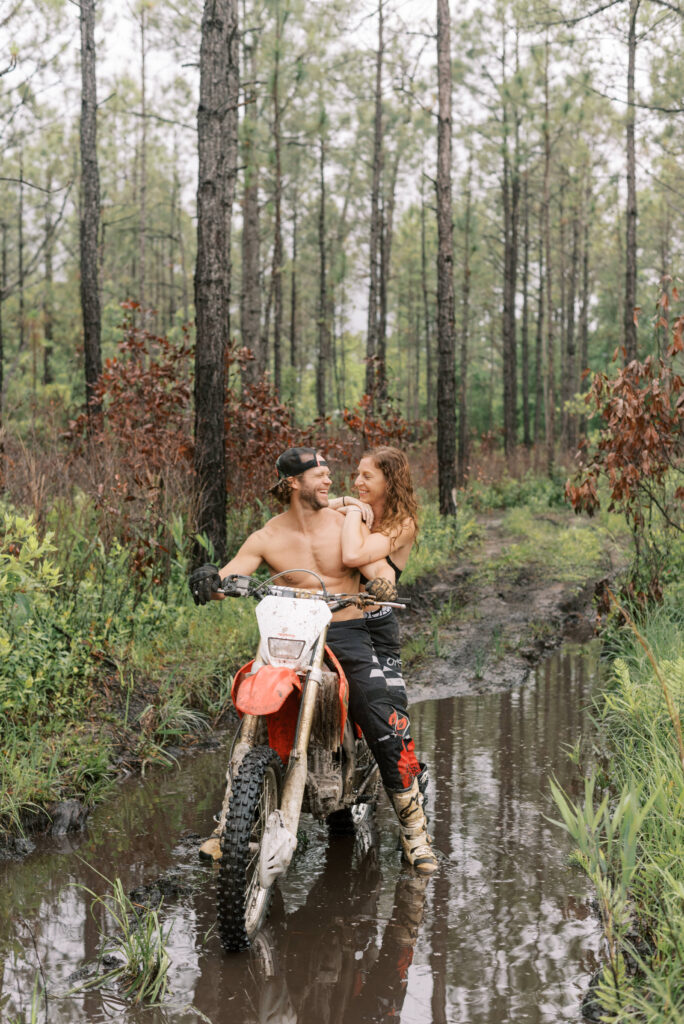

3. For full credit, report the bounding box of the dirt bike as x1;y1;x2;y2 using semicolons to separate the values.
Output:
209;570;406;952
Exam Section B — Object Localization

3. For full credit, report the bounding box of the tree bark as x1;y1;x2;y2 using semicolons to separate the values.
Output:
377;150;400;404
561;210;579;452
501;33;519;458
365;0;384;399
623;0;639;362
578;189;591;438
316;126;330;419
420;173;432;417
457;164;471;488
270;0;284;394
436;0;457;516
521;170;531;447
193;0;239;564
240;29;262;385
542;37;555;477
18;151;25;354
138;4;148;316
289;203;297;380
43;171;54;386
533;233;544;448
79;0;102;425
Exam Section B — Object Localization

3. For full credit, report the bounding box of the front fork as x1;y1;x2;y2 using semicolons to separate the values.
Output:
279;631;327;836
216;632;328;839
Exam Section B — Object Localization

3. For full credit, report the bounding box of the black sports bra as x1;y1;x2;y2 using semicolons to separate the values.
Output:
385;554;402;580
360;554;402;586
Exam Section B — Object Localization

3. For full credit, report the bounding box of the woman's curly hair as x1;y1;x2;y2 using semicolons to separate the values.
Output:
363;446;419;541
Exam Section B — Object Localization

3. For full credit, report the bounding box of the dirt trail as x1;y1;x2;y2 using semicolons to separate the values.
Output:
401;511;624;700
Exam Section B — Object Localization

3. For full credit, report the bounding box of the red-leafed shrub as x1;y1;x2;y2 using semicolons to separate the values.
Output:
566;296;684;607
342;394;430;453
63;305;196;585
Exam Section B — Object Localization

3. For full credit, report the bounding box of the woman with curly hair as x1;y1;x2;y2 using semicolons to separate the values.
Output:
330;446;428;798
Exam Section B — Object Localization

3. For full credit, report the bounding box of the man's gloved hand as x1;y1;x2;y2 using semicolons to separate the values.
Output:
365;577;398;603
189;563;222;606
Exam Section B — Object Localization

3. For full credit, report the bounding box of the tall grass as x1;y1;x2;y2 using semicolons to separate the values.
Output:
552;596;684;1022
75;871;172;1004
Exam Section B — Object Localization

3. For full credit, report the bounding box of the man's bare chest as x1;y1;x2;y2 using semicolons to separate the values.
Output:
262;527;345;583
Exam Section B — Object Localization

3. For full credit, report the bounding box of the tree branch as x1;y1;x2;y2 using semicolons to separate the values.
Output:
542;0;626;27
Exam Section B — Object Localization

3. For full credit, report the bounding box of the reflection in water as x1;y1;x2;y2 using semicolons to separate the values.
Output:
0;645;601;1023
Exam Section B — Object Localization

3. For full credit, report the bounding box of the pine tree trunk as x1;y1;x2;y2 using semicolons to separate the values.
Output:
658;196;671;356
436;0;457;516
193;0;239;564
377;150;399;404
271;1;283;394
289;204;297;381
521;171;531;447
43;173;54;386
542;38;555;477
139;6;147;316
562;212;579;452
365;0;384;399
79;0;102;424
501;77;519;458
240;30;262;383
623;0;639;362
316;130;330;419
533;231;544;449
421;176;432;415
174;150;189;324
457;164;471;487
18;152;25;354
578;194;591;438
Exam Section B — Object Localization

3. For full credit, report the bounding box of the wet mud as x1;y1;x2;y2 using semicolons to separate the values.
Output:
0;644;602;1024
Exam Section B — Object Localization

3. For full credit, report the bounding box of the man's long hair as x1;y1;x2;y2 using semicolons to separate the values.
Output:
363;446;419;540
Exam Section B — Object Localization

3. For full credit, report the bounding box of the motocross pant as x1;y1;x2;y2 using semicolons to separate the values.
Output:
364;606;408;714
326;618;420;792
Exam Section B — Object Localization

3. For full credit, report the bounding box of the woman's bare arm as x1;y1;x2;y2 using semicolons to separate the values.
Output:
341;510;414;566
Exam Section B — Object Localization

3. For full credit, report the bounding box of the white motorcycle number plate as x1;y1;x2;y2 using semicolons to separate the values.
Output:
255;596;332;667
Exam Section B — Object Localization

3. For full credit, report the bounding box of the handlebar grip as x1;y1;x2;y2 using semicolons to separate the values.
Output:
220;574;253;597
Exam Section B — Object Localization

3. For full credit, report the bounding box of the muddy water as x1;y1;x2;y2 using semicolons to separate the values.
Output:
0;644;601;1024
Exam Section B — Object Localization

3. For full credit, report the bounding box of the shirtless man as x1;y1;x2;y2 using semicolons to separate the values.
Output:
189;446;437;875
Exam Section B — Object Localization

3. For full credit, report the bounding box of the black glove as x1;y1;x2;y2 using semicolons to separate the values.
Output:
189;563;222;606
365;577;398;602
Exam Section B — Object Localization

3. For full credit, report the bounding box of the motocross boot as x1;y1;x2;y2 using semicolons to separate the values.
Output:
416;762;430;822
198;825;222;862
389;779;438;876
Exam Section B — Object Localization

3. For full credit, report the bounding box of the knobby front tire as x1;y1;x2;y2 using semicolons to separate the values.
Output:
216;745;283;951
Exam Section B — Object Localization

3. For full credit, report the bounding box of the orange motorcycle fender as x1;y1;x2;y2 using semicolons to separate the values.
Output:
232;662;302;716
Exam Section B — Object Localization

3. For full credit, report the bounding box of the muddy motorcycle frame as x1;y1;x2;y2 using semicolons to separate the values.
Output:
211;571;404;952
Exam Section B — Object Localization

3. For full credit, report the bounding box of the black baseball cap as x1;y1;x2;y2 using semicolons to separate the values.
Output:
268;447;329;493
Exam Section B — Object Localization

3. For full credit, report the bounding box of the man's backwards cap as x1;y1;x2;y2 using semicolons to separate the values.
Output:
268;447;329;493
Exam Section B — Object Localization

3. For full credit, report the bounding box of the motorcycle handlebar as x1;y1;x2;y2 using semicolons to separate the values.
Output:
218;574;409;609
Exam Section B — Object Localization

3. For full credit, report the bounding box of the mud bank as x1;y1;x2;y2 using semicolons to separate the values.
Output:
401;512;625;700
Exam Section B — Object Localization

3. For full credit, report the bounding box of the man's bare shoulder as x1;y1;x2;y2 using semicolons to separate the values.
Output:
257;511;289;535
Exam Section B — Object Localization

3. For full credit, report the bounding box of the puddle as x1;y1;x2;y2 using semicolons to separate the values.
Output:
0;644;602;1023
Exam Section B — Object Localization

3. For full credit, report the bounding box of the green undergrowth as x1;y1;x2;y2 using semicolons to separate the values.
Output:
552;570;684;1022
400;500;478;585
487;505;631;584
0;499;259;837
465;466;569;511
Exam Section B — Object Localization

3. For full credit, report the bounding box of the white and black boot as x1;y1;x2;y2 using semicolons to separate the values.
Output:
389;779;438;876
